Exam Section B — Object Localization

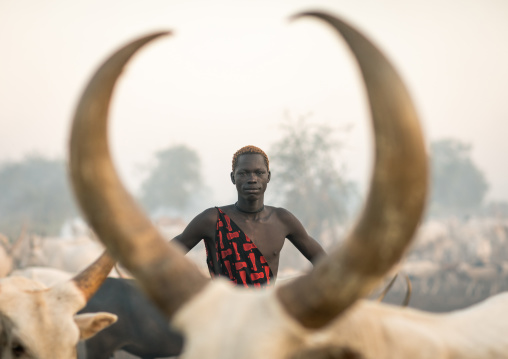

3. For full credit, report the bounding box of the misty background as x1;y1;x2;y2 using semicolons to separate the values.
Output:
1;0;508;311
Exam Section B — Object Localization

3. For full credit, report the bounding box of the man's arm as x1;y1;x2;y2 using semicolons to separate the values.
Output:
279;209;326;265
171;208;217;253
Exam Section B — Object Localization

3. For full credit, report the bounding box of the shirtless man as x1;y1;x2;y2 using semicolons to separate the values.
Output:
173;145;325;287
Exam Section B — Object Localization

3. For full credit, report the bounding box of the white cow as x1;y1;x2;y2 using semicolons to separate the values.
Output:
10;266;73;287
17;235;104;273
0;251;117;359
11;234;128;279
68;10;508;359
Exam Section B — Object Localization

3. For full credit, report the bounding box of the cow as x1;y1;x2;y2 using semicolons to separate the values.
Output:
68;10;508;359
78;277;184;359
16;234;105;273
0;251;117;359
10;266;74;287
9;266;182;359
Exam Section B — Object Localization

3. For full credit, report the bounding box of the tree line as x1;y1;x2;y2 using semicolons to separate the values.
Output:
0;118;492;241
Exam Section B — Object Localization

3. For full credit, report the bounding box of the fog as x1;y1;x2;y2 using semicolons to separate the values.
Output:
1;0;508;212
3;1;508;322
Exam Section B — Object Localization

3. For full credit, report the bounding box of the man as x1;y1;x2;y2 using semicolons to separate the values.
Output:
173;145;325;288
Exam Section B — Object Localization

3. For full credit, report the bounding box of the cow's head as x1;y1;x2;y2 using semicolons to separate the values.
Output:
0;251;117;359
69;11;427;359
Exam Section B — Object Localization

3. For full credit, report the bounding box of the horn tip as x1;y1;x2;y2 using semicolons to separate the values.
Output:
288;10;328;22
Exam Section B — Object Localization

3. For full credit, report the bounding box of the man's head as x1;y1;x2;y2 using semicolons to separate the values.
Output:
230;146;271;198
231;145;269;172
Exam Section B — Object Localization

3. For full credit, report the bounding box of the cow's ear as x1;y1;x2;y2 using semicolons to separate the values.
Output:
74;312;118;340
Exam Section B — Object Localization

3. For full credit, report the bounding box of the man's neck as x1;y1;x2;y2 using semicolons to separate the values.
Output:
234;202;264;214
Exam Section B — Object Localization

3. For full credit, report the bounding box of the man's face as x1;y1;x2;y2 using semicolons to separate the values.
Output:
231;154;271;200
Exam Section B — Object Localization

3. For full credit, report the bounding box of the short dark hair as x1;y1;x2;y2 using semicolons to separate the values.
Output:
232;145;269;171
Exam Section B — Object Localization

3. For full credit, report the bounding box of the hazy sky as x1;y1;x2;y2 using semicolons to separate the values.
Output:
1;0;508;207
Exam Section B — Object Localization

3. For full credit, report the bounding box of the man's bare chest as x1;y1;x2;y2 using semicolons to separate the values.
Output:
229;218;286;259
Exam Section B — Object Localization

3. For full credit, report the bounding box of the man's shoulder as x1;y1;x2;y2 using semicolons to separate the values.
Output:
196;205;234;221
189;207;219;225
217;204;235;212
201;207;219;214
266;206;303;235
268;206;297;221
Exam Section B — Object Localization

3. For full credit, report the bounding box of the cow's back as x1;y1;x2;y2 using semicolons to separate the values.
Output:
79;277;184;359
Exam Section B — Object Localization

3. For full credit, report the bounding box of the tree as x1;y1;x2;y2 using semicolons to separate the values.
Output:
139;145;204;215
268;115;358;248
429;139;488;217
0;155;78;238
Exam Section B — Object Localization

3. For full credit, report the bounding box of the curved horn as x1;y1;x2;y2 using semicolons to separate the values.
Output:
401;272;412;307
376;273;398;302
72;250;116;301
69;32;209;318
277;12;428;328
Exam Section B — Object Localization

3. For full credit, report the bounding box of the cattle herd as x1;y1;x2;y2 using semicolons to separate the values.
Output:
1;9;508;359
383;217;508;312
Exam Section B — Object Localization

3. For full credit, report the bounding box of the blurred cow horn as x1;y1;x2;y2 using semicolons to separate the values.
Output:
276;12;428;328
72;250;115;301
69;32;209;318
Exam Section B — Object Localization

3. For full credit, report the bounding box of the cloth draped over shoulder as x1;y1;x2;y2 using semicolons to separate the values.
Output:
205;207;273;288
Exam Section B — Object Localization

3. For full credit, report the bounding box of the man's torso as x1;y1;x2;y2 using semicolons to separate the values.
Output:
205;205;288;282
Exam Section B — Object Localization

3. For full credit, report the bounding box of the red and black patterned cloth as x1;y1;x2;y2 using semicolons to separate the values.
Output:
205;207;273;288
